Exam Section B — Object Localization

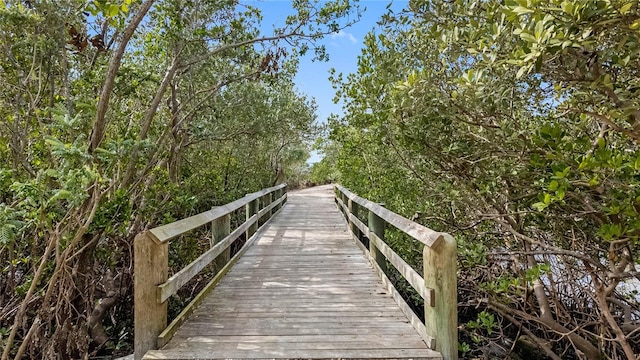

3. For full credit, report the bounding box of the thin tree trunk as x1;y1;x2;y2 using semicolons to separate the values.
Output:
89;0;157;153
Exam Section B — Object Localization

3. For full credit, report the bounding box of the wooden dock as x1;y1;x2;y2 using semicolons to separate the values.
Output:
142;185;442;359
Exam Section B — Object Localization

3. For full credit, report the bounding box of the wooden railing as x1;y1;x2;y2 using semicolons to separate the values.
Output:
334;185;458;360
133;184;287;359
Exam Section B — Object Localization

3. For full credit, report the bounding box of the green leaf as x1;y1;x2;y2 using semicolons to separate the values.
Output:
620;3;633;15
107;4;120;17
520;32;537;43
512;6;534;15
534;20;544;39
532;202;548;211
603;74;613;89
48;189;74;204
516;66;528;78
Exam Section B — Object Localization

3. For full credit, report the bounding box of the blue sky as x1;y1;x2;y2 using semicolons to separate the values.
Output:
246;0;409;163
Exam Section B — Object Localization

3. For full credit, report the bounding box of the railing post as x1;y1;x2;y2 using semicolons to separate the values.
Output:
423;234;457;359
264;192;273;220
211;214;231;272
246;196;259;239
342;193;348;217
134;232;168;360
368;207;387;273
347;198;361;243
335;187;344;217
275;188;282;211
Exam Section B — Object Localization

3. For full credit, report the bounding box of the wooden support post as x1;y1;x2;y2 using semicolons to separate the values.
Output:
282;184;287;205
134;232;168;360
423;234;458;359
265;192;273;219
368;208;387;273
276;188;283;211
343;193;349;217
211;214;231;272
246;197;259;239
347;198;361;244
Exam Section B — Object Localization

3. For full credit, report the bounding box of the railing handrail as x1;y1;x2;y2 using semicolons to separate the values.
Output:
335;184;445;248
334;184;458;360
134;184;287;360
148;183;287;243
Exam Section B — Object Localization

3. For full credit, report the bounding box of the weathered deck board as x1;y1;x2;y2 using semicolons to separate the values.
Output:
143;185;441;359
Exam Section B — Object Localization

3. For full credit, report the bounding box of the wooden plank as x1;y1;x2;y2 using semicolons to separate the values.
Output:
241;254;361;259
161;344;435;356
172;334;423;343
198;295;393;302
216;276;380;282
183;316;410;324
220;274;376;280
208;284;388;291
149;184;285;243
231;261;371;268
200;295;394;303
204;291;391;297
144;348;441;359
336;185;444;248
210;282;388;289
369;232;434;306
212;281;384;288
223;268;377;274
157;215;257;303
174;337;428;349
231;262;370;269
211;284;383;291
243;249;363;255
180;316;412;330
175;325;424;336
218;270;378;276
223;264;374;270
187;305;403;313
166;341;433;353
184;312;407;320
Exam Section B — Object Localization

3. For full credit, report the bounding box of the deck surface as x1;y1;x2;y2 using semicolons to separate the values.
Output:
143;185;441;359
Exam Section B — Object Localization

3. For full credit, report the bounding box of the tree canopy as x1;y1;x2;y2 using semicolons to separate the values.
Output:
320;0;640;358
0;0;359;358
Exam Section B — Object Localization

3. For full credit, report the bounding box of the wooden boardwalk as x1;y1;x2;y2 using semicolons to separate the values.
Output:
143;185;441;359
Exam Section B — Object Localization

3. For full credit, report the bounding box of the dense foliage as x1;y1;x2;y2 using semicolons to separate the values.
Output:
0;0;358;358
321;0;640;358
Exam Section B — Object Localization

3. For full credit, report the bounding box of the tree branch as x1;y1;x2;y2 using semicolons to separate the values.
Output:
89;0;157;153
